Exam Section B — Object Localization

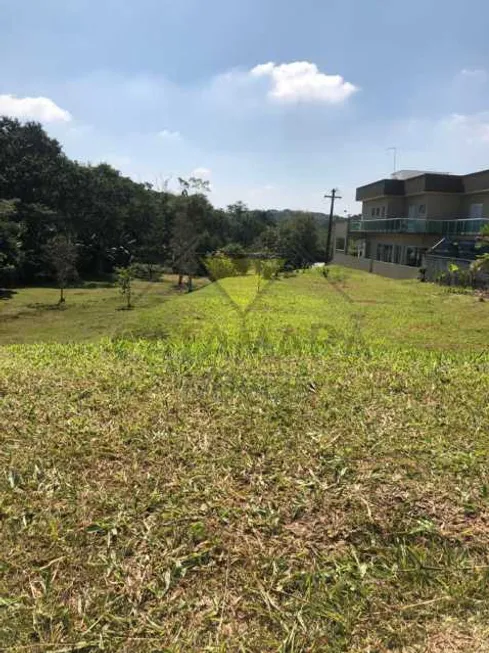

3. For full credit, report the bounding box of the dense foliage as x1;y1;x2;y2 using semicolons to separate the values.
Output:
0;117;328;285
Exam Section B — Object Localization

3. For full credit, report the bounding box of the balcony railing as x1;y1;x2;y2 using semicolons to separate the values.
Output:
349;217;489;235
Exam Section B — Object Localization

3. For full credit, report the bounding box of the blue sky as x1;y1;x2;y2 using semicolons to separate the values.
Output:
1;0;489;214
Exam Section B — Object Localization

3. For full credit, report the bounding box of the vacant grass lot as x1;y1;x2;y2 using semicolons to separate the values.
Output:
0;276;209;345
1;267;488;350
1;268;489;651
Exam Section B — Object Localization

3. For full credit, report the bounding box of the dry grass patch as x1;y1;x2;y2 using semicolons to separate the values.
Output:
1;342;489;650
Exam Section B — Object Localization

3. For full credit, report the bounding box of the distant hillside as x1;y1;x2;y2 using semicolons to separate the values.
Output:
269;209;347;227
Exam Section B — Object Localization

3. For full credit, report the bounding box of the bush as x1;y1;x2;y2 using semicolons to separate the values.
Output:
253;258;284;280
205;254;240;281
219;244;251;276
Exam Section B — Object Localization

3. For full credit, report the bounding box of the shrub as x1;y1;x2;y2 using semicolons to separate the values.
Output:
205;254;240;281
253;258;284;280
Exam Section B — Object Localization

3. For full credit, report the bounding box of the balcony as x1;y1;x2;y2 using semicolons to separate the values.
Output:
349;217;489;235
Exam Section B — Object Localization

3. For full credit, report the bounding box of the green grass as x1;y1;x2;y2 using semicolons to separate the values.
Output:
0;276;209;345
1;268;489;651
1;267;488;350
118;266;489;352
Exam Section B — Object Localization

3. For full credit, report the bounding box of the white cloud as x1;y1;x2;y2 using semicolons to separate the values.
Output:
191;167;211;179
442;112;489;144
157;129;181;140
0;94;72;122
250;61;358;104
460;68;487;80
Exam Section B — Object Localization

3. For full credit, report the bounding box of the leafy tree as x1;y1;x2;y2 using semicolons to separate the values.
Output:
205;253;239;280
0;199;21;284
254;225;280;253
253;257;284;292
227;202;274;248
170;201;200;289
116;265;135;310
0;117;66;206
471;254;489;275
0;117;327;288
281;214;319;268
169;180;213;289
17;203;61;282
472;225;489;278
178;176;211;196
219;243;251;275
43;234;78;304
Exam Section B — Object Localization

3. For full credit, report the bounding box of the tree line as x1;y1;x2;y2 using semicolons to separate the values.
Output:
0;117;330;289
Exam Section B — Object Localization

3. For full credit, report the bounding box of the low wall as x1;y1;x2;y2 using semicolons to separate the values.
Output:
426;255;489;286
425;255;471;281
333;252;372;272
333;252;419;280
372;260;419;280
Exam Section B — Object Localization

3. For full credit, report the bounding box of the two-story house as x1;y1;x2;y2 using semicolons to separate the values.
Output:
344;169;489;269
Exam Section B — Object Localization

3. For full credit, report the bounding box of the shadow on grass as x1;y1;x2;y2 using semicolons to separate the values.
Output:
25;302;68;311
0;289;17;301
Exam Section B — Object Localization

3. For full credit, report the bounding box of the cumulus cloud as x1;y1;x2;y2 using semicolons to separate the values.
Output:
191;167;211;179
250;61;358;104
157;129;181;140
0;94;72;122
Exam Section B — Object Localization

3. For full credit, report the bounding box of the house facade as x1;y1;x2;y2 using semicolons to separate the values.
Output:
341;169;489;269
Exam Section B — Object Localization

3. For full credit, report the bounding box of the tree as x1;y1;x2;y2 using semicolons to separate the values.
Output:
0;200;21;285
170;200;200;289
0;117;66;206
227;202;274;248
253;257;284;292
205;253;239;281
116;265;135;310
471;224;489;276
43;234;78;304
169;179;212;290
178;177;211;196
0;116;330;288
471;254;489;275
219;243;251;275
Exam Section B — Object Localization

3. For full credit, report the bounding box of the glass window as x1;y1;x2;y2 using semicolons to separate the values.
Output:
406;247;417;266
376;243;394;262
405;247;426;267
381;206;386;217
383;244;393;263
419;204;426;215
394;245;403;264
371;207;375;217
376;208;380;217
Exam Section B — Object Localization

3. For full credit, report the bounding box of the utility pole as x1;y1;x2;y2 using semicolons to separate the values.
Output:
324;188;342;263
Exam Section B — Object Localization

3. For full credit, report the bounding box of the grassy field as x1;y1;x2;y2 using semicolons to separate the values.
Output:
0;276;209;345
1;268;489;651
1;267;488;350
